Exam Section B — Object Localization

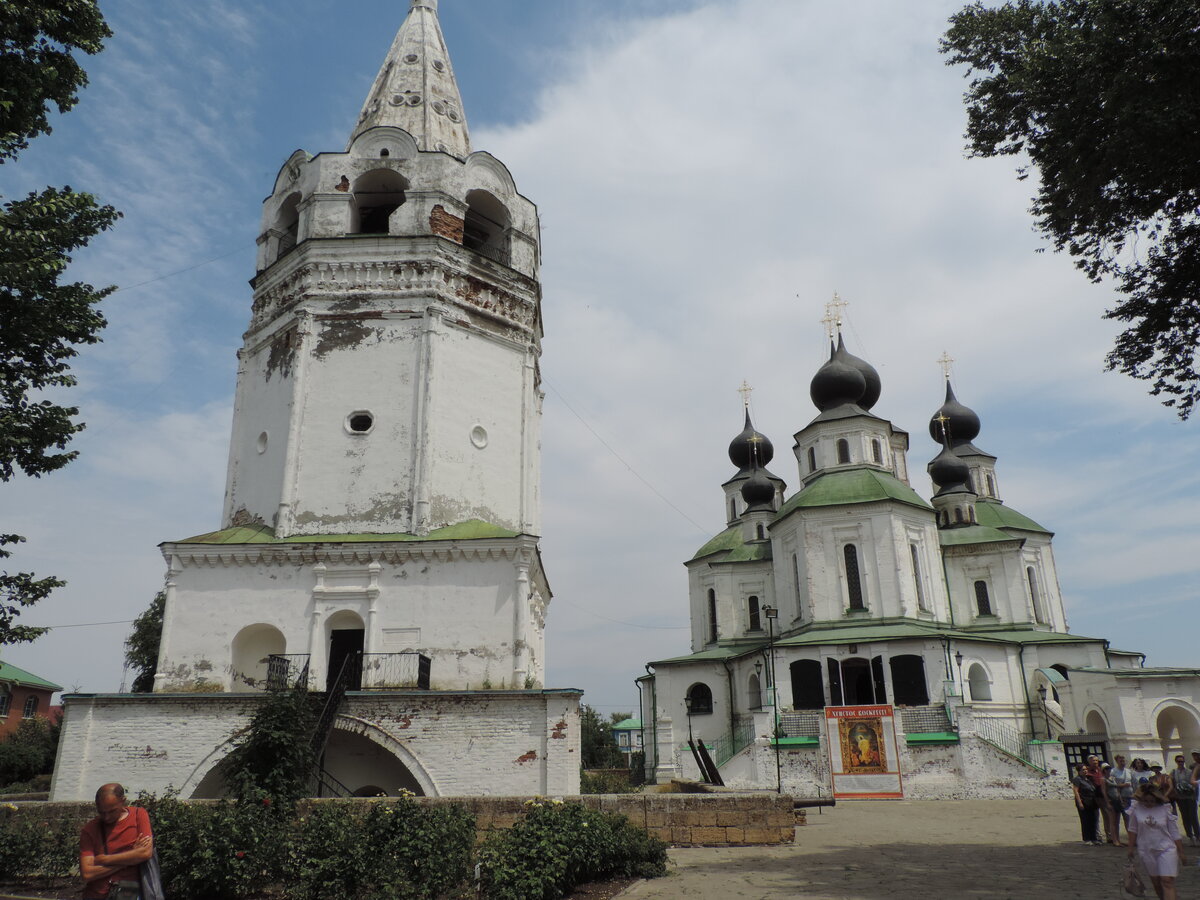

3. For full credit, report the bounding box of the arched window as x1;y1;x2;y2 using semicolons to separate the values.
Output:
844;544;865;609
1050;664;1069;680
1027;566;1045;624
807;446;817;472
871;439;882;464
831;657;886;705
748;595;761;632
748;673;763;710
0;689;9;717
973;580;992;616
350;169;408;234
793;553;803;608
463;189;511;265
910;543;928;611
967;663;992;701
986;474;996;496
729;498;737;521
707;589;718;643
686;682;713;715
232;623;287;691
954;508;965;524
791;659;825;710
22;695;38;718
890;655;930;706
273;192;301;259
836;439;851;464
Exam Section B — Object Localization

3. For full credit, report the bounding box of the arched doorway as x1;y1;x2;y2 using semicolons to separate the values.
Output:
325;610;365;691
1156;705;1200;760
321;727;427;797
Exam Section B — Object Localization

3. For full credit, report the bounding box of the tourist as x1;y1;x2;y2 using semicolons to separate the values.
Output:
1131;758;1155;791
1084;755;1112;842
1101;763;1125;845
79;783;154;900
1127;782;1186;900
1170;754;1198;846
1111;754;1134;826
1072;763;1102;845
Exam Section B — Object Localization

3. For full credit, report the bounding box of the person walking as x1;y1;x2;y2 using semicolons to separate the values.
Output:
1170;754;1198;846
1127;782;1186;900
79;782;154;900
1073;763;1102;845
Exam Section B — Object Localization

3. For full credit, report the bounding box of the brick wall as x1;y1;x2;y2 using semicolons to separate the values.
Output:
0;685;56;740
429;204;465;243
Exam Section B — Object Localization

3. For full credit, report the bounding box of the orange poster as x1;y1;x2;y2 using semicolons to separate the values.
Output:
825;705;903;799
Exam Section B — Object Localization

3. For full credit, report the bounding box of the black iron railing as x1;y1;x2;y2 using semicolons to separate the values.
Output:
266;654;310;692
359;651;432;690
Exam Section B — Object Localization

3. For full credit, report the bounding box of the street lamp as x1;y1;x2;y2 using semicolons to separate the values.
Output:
684;694;695;746
754;659;764;709
954;651;965;700
763;605;781;794
1036;684;1050;740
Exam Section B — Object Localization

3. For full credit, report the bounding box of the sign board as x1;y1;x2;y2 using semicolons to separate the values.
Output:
825;705;903;799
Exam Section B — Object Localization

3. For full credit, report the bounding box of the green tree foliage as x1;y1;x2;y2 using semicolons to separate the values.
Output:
221;688;317;804
941;1;1200;417
580;705;630;769
0;0;118;645
0;715;60;787
124;591;164;692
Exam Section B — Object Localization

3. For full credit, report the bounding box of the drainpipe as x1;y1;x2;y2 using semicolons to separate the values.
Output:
939;551;957;628
1018;644;1035;738
634;676;647;777
721;658;737;739
644;665;657;777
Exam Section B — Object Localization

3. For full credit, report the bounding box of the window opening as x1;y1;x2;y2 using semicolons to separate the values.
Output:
462;189;511;265
871;439;882;464
0;691;9;717
748;673;762;710
707;589;718;643
836;439;851;464
910;544;928;611
748;595;761;632
348;412;374;434
1028;566;1045;623
791;659;825;710
793;553;803;609
351;169;408;235
686;682;713;715
755;523;765;540
889;655;929;705
807;446;817;472
844;544;865;609
22;695;38;718
826;658;844;707
974;580;992;616
967;663;992;701
986;474;996;496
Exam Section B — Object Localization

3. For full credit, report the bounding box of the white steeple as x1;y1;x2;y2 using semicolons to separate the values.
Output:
350;0;471;158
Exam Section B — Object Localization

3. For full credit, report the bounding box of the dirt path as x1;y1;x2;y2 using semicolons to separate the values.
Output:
619;799;1199;900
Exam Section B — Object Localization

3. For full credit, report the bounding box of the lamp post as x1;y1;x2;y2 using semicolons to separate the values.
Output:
954;651;965;700
755;659;764;709
684;694;695;746
1036;684;1049;740
763;604;781;794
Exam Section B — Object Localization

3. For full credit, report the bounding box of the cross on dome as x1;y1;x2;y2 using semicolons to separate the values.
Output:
738;380;754;410
938;351;956;381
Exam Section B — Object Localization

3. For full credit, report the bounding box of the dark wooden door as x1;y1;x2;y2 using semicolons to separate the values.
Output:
327;629;364;691
1063;740;1108;778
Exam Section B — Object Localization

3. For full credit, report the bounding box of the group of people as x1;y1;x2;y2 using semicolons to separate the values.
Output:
1072;749;1199;899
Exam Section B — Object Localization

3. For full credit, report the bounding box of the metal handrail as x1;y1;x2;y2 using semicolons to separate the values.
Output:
266;654;311;692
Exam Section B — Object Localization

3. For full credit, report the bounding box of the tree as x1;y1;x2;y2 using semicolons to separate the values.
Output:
124;591;164;692
0;715;60;787
0;0;118;645
580;705;630;769
941;1;1200;417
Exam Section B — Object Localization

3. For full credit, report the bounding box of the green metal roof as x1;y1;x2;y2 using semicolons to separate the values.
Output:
938;524;1021;547
775;469;931;520
172;519;520;545
610;718;642;731
0;660;62;692
649;646;747;666
690;526;771;563
1072;666;1200;677
974;499;1049;534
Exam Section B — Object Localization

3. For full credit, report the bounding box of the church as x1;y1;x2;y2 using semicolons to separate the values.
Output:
637;314;1200;799
51;0;580;801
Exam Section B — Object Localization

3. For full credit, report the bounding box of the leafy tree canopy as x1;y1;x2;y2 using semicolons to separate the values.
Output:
580;704;631;769
0;0;116;646
941;0;1200;417
124;591;164;692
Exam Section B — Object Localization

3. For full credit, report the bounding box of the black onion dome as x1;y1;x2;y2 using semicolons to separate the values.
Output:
740;466;776;509
809;340;867;412
727;410;774;470
928;443;971;494
838;335;882;411
929;380;980;445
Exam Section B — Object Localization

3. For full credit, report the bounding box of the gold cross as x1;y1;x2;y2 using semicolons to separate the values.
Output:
937;351;955;381
934;412;951;442
738;381;754;410
826;291;849;334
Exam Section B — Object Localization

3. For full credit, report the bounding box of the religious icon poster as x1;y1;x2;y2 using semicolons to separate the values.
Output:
825;704;903;799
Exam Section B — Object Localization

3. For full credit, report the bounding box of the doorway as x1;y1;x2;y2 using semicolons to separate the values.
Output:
328;629;364;691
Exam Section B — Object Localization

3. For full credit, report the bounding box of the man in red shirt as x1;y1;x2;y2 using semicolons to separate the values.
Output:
79;783;154;900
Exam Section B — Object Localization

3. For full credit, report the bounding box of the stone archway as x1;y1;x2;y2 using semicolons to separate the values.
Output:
326;714;439;797
1155;704;1200;761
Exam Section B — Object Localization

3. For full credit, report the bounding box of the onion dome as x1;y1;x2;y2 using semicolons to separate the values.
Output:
839;336;881;411
928;442;971;495
928;380;980;446
727;410;774;471
740;466;776;509
810;338;868;412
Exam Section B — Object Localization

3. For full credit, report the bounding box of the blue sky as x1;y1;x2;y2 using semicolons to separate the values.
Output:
3;0;1198;717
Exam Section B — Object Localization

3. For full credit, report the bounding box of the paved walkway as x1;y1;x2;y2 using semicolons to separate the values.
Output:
619;799;1200;899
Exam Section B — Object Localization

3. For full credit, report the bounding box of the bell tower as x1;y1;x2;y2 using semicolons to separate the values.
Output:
223;0;543;539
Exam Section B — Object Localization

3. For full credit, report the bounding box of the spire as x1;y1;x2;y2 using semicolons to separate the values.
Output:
350;0;471;158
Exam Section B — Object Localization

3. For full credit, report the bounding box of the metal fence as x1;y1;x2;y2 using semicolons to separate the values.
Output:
266;654;310;692
779;711;823;737
358;652;431;691
899;705;954;734
972;714;1037;766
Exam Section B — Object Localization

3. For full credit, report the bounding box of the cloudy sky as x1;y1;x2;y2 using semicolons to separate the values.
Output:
3;0;1198;718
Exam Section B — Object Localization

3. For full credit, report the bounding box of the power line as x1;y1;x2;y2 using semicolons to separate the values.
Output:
109;245;244;296
34;619;134;630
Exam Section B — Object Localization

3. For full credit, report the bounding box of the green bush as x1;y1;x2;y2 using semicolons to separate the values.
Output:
477;799;667;900
0;803;77;884
579;769;635;794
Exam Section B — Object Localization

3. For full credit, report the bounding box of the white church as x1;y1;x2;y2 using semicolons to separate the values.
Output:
638;325;1200;799
52;0;580;801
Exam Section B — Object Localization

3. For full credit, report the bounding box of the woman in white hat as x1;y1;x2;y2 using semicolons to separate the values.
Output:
1127;781;1187;900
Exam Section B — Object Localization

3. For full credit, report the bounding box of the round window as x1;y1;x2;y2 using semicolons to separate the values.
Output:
470;425;488;449
347;411;375;434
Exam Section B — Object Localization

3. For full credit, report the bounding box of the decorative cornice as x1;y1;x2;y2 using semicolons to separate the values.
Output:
162;535;542;569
